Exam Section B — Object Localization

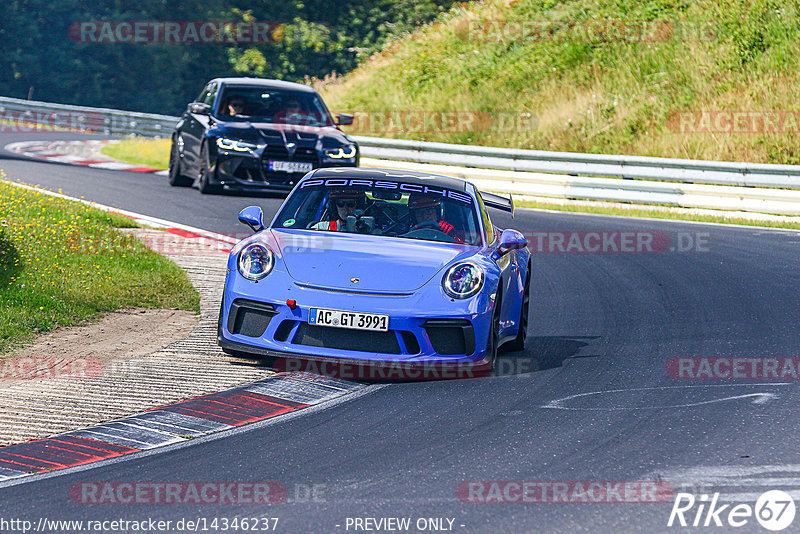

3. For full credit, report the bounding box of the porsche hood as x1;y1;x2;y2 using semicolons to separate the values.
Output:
270;230;468;293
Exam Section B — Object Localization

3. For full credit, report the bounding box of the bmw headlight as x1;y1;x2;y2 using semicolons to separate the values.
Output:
323;145;357;160
217;137;260;152
442;262;484;299
237;243;274;280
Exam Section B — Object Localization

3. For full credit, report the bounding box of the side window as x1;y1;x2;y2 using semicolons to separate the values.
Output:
203;83;218;106
195;84;211;103
476;193;495;245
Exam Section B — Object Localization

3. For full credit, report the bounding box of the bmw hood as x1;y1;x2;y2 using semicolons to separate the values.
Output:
270;230;470;293
212;121;352;149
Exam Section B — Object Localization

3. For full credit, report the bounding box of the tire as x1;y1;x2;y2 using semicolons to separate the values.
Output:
487;292;501;368
167;138;192;187
197;143;221;194
505;262;531;352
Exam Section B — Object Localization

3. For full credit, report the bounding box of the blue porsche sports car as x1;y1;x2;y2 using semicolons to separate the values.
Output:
217;168;531;378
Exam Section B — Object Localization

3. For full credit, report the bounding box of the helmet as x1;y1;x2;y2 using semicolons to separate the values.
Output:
407;193;443;210
328;190;365;215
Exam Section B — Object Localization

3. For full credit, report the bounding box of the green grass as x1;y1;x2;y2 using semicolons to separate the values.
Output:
101;137;171;169
0;176;200;355
318;0;800;165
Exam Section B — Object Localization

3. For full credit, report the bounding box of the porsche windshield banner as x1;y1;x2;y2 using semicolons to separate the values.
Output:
299;178;474;205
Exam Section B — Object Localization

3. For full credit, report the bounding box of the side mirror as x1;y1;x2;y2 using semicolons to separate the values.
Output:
188;102;211;115
493;229;527;260
238;206;264;233
336;113;354;126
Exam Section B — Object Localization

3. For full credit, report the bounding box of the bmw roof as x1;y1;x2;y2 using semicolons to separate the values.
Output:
307;167;470;193
211;78;318;93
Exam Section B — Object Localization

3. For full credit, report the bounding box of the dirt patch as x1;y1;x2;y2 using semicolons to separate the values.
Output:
1;307;198;387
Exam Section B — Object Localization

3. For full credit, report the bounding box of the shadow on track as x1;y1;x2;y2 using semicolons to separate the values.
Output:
223;335;601;381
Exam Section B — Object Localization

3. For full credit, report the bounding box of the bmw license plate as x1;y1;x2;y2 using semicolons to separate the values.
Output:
309;308;389;332
268;160;313;173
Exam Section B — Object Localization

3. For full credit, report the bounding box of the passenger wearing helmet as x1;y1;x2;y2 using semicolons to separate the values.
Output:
311;189;365;231
407;193;463;243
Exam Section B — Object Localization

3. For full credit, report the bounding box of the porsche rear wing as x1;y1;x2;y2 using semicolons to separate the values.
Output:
480;191;515;218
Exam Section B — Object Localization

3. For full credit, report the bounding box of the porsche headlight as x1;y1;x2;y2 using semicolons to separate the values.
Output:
237;243;274;280
323;145;357;160
442;262;484;299
217;137;259;152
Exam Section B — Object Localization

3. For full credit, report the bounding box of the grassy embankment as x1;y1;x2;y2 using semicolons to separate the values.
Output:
318;0;800;164
0;175;199;354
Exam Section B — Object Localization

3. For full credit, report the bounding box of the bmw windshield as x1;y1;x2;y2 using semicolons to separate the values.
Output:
273;179;483;246
216;87;334;127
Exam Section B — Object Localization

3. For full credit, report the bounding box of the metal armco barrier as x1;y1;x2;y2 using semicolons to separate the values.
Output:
0;96;177;137
3;96;800;215
350;135;800;190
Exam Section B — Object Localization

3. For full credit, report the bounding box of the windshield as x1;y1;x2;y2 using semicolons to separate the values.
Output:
216;87;334;127
273;180;482;246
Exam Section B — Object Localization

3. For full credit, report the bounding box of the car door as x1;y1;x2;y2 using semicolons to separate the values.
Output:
478;193;518;341
182;82;217;172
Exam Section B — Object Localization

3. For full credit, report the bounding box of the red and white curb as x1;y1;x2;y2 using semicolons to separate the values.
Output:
5;140;168;175
0;372;362;482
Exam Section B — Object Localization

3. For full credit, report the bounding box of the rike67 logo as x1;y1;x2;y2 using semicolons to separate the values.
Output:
668;490;796;531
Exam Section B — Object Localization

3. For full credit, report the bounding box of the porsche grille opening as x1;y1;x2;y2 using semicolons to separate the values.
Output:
228;300;276;338
423;319;475;356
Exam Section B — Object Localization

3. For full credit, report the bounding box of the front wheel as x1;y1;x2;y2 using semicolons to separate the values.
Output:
167;138;192;187
505;263;530;352
487;293;501;368
198;143;222;194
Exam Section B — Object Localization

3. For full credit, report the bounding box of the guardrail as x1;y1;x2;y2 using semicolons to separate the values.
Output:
3;96;800;216
0;96;177;137
350;136;800;190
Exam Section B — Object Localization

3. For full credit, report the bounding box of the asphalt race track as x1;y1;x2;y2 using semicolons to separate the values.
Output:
2;133;800;533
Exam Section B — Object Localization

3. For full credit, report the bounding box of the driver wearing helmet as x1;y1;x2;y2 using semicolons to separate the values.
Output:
311;189;365;231
407;193;463;243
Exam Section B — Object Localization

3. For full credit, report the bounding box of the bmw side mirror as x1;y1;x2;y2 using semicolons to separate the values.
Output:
188;102;211;115
336;113;354;126
238;206;264;233
493;229;527;260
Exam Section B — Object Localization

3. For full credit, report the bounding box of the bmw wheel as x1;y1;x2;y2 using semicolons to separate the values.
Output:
168;137;192;187
198;143;222;195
